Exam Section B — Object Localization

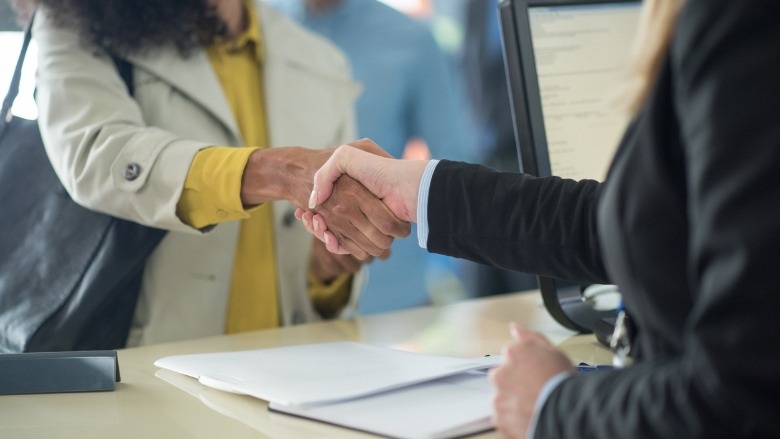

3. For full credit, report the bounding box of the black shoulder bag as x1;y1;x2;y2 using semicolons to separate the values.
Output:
0;18;167;353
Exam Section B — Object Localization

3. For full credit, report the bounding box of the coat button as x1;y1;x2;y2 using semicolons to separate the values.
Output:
123;163;142;181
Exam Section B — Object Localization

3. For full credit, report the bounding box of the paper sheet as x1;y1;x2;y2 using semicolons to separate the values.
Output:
155;342;500;407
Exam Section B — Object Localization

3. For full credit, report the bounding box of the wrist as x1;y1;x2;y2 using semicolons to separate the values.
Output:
404;160;428;221
241;147;332;208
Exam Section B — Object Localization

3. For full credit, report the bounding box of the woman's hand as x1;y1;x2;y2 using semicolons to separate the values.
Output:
490;324;575;438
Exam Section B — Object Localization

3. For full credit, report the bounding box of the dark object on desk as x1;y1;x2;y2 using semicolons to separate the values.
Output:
0;14;166;353
537;280;617;334
0;350;120;395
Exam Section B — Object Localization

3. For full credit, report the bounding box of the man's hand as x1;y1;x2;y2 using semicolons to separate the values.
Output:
314;176;408;258
239;144;410;259
489;324;575;438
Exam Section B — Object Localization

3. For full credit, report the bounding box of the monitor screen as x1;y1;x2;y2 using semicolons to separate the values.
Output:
528;3;640;181
501;0;642;181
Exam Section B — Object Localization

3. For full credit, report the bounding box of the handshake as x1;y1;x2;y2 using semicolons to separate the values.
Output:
293;138;429;259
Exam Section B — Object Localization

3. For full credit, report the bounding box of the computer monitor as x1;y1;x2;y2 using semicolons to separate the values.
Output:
498;0;641;333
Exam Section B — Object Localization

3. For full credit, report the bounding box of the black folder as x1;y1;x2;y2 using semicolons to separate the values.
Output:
0;350;120;395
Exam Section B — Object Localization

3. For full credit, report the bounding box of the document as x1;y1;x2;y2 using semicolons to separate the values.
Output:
155;342;500;438
269;371;494;439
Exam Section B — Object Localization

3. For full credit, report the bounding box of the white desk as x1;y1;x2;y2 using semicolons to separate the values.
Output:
0;291;611;438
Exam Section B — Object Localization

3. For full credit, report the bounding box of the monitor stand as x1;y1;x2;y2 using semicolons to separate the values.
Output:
538;277;617;347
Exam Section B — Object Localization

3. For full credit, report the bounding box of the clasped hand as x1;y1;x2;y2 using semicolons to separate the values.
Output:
241;139;411;260
296;139;428;255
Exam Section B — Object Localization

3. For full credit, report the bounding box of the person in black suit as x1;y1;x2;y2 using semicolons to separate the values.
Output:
300;0;780;437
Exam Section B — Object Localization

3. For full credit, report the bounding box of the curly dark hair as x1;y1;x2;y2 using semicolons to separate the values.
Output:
9;0;228;56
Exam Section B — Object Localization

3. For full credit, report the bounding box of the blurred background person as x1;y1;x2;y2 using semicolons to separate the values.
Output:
268;0;475;313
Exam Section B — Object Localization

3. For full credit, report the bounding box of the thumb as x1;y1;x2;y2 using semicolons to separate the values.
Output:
309;145;353;209
509;322;528;340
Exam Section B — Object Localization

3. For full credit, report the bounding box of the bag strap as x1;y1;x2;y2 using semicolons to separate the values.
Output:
1;14;33;124
1;12;135;126
113;57;134;97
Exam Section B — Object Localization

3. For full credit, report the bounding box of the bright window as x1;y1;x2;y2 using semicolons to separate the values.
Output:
0;31;38;120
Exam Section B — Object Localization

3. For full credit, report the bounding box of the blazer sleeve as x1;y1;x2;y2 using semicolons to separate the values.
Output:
426;160;609;284
535;1;780;437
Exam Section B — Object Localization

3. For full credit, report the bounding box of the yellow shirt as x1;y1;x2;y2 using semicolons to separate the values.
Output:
175;2;350;332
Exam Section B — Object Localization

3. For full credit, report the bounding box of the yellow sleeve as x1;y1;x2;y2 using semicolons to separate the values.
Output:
308;271;353;319
176;146;260;229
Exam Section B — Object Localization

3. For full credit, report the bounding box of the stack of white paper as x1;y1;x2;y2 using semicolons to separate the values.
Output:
155;342;499;438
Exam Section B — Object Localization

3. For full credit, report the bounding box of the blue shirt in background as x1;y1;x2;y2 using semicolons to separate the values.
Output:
268;0;472;313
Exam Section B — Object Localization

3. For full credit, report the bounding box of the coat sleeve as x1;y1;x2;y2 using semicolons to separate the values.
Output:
33;9;208;232
535;1;780;437
426;160;609;284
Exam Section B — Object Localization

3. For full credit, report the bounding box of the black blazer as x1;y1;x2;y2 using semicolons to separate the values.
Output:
427;0;780;437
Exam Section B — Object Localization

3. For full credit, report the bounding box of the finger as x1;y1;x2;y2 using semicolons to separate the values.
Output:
312;212;373;258
299;211;319;237
323;230;351;255
488;364;504;384
510;323;527;340
316;180;391;257
311;213;327;234
321;212;383;257
324;176;407;247
359;197;411;239
510;323;521;340
333;230;374;260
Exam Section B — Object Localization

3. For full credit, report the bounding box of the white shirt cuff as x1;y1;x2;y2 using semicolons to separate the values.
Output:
527;371;572;438
416;159;439;249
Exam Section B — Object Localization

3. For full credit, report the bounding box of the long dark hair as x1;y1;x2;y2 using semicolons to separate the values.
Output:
9;0;228;56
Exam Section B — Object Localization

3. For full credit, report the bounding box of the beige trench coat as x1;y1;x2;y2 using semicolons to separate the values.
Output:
33;2;364;346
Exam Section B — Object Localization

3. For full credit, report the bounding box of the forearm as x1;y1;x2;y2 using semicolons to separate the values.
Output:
240;146;332;208
426;160;608;284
